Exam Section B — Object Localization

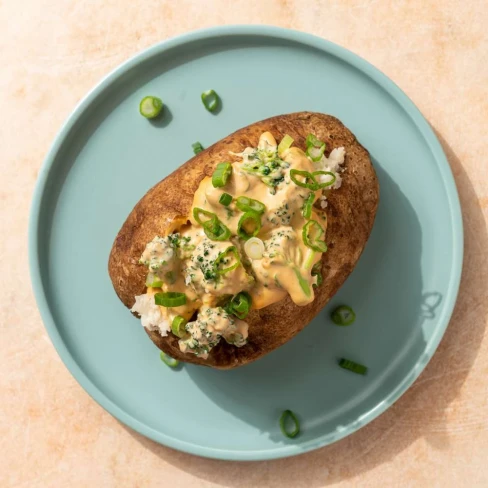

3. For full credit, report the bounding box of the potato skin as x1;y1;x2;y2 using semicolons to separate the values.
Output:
108;112;379;369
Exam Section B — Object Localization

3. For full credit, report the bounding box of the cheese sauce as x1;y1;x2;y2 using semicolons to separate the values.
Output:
132;131;344;359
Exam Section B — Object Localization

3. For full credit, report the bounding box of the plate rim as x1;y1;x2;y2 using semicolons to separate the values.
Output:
28;25;464;460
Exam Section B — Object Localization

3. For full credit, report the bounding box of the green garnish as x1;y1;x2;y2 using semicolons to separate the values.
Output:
277;134;294;155
236;196;266;214
302;220;327;253
290;169;336;191
302;192;315;219
171;316;188;338
305;133;326;162
331;305;356;326
145;272;163;288
338;358;367;375
203;219;231;241
192;142;204;154
201;89;220;112
160;351;179;368
294;268;311;298
311;171;336;189
139;96;163;119
227;292;252;319
193;207;218;231
279;410;300;438
311;262;323;287
237;211;262;240
212;162;232;188
290;169;316;190
215;246;240;275
154;292;187;307
219;192;233;206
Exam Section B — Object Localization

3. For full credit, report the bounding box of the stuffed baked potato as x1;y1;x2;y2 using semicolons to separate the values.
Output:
108;112;379;369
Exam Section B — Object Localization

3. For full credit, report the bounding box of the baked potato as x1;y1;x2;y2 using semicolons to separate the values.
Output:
108;112;379;369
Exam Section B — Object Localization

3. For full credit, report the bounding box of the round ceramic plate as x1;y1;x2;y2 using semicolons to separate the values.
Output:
29;26;463;460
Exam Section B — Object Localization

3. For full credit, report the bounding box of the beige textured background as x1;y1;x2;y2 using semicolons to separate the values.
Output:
1;0;487;486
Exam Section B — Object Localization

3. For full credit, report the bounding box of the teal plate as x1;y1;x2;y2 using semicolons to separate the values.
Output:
29;26;463;460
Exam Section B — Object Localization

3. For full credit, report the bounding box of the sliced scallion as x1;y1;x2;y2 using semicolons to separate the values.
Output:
171;316;187;338
302;220;327;253
302;192;315;219
139;96;163;119
203;219;231;241
237;211;262;240
331;305;356;326
160;351;179;368
311;262;323;287
277;134;294;156
154;292;187;307
279;410;300;438
338;358;367;375
219;192;232;206
201;89;219;112
228;291;252;319
212;162;232;188
215;246;240;275
236;196;266;214
192;142;204;154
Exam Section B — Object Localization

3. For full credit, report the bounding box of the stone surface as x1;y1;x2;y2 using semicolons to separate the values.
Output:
1;0;487;486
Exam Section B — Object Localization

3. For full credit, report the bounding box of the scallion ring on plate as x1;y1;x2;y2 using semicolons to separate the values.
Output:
338;358;367;375
160;351;179;368
139;96;163;119
331;305;356;326
201;89;220;112
279;410;300;438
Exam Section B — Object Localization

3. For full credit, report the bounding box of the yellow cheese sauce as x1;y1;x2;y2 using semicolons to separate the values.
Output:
133;131;336;358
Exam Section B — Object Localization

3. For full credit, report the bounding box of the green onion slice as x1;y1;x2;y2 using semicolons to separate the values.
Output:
290;169;316;190
305;133;325;149
203;219;231;241
160;351;179;368
146;272;163;288
311;171;336;189
278;134;294;155
228;291;252;319
139;96;163;119
302;220;327;252
237;211;262;240
219;192;232;206
294;268;311;298
302;192;315;219
201;89;219;112
171;315;188;338
279;410;300;438
306;142;326;162
192;142;204;154
193;207;218;231
215;246;240;275
338;358;367;375
212;162;232;188
311;262;323;287
236;196;266;214
331;305;356;326
154;292;187;307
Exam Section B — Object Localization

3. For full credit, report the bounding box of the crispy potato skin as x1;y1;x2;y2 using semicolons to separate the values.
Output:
108;112;379;369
